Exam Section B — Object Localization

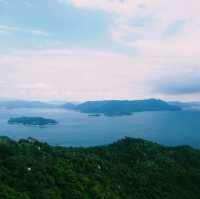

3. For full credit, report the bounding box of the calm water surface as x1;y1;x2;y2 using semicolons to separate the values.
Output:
0;108;200;148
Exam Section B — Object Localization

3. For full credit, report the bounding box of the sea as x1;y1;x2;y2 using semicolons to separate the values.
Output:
0;108;200;148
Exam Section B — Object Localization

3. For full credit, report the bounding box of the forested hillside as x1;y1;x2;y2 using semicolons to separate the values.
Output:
0;137;200;199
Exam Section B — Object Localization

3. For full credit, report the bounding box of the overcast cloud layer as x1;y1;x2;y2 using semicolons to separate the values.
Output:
0;0;200;101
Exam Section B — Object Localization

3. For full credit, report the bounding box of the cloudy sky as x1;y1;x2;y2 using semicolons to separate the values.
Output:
0;0;200;101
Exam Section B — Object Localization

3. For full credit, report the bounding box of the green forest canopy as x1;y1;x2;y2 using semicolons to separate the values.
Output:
0;137;200;199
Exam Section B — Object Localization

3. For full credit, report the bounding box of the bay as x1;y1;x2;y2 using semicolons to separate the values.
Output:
0;108;199;148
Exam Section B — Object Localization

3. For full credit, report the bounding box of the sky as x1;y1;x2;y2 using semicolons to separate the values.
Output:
0;0;200;101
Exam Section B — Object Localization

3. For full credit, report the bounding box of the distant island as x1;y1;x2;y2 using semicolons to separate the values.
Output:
88;113;101;117
8;117;58;126
62;99;181;116
0;99;182;117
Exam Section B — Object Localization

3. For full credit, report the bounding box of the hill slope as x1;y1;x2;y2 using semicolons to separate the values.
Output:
0;137;199;198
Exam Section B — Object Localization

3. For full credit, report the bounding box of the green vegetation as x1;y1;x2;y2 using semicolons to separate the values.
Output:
8;117;58;126
0;137;200;199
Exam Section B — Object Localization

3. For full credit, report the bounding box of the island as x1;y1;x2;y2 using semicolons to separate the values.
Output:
62;99;181;116
8;117;58;126
88;113;101;117
0;137;200;198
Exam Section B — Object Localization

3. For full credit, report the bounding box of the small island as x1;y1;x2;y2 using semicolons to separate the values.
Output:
8;117;58;126
88;114;101;117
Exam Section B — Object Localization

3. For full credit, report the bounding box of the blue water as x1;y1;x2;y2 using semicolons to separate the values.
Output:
0;108;200;148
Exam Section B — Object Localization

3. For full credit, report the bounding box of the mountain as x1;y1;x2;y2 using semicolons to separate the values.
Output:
169;101;200;110
61;102;78;109
0;100;59;109
65;99;181;116
0;137;200;199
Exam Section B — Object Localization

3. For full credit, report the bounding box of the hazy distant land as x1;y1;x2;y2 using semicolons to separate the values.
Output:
0;98;182;116
62;99;181;116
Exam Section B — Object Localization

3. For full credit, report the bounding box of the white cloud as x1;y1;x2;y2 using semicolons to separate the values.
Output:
0;48;200;101
64;0;200;19
63;0;200;59
58;0;200;101
17;83;50;89
0;49;154;100
0;0;200;101
0;25;20;34
0;25;49;37
31;30;49;37
65;0;140;15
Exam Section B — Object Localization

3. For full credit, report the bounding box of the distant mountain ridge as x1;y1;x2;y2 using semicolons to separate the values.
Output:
0;99;182;116
61;102;78;109
169;101;200;110
0;100;55;109
0;100;66;109
63;99;181;116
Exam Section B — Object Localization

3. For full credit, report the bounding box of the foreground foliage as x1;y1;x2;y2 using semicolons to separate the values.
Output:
0;137;200;199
